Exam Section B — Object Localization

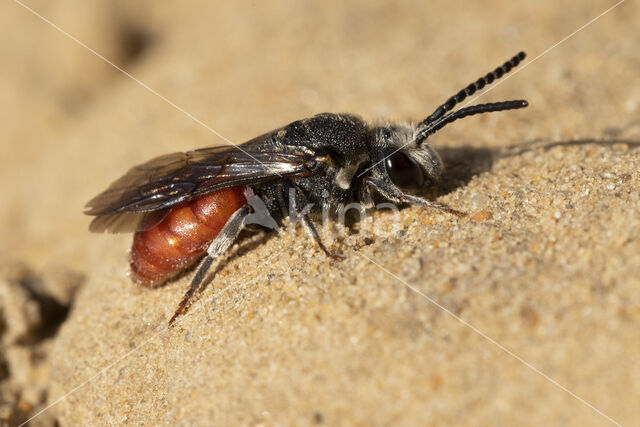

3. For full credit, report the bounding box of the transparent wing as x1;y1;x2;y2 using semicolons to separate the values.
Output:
85;142;315;233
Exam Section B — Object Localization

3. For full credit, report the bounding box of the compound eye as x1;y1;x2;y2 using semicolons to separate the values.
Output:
385;151;425;190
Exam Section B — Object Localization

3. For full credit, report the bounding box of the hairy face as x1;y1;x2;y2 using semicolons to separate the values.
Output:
368;123;444;193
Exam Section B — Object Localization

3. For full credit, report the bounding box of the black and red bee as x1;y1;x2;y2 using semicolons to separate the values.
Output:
85;52;528;324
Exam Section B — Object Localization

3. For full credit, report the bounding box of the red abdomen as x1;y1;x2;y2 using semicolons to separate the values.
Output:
130;186;247;286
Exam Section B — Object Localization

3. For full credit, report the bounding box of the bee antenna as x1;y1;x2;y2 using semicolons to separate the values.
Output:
416;100;528;142
416;51;526;144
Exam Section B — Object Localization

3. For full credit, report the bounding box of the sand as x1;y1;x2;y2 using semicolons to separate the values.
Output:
1;0;639;425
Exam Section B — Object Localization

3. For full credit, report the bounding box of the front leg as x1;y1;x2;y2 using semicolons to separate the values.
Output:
365;177;465;217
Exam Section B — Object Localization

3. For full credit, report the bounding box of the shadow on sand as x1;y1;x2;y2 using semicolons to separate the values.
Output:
437;120;640;197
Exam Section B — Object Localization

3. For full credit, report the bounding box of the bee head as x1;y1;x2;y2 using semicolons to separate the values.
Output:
369;123;444;194
365;51;530;197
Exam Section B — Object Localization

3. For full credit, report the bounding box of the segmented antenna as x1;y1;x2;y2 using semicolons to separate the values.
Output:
418;100;528;141
415;51;527;144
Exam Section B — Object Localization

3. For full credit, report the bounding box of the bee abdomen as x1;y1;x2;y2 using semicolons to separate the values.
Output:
130;187;247;286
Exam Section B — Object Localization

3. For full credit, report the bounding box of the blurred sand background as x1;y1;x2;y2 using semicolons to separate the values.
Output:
1;0;639;425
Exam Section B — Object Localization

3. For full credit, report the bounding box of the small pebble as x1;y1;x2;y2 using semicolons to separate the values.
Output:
470;210;493;222
470;193;490;210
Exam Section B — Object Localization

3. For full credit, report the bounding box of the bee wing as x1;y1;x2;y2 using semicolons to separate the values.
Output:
85;144;315;233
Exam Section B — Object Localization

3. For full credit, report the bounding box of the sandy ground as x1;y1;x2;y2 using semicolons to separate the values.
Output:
1;0;639;425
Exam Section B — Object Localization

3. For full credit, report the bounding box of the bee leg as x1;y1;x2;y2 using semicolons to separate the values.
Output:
365;178;466;217
282;181;343;260
286;182;344;261
169;204;251;326
300;213;344;261
400;193;466;217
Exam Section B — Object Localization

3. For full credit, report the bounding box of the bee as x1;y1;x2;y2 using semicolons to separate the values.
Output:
85;51;528;324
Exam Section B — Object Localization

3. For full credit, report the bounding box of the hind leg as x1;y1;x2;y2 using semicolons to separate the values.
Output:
169;205;251;325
